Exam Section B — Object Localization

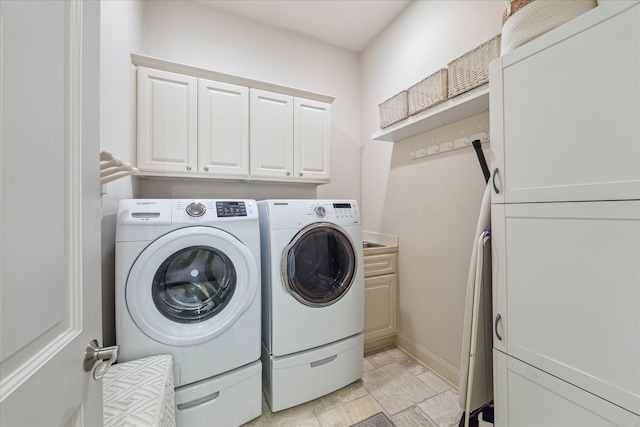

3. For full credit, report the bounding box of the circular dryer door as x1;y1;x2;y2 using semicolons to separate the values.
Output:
126;226;258;346
282;222;357;307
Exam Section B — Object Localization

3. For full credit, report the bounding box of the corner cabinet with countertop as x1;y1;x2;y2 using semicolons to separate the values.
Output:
133;55;332;184
362;243;398;353
490;2;640;425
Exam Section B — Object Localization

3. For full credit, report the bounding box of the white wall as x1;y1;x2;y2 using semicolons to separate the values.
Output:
100;0;144;346
360;1;505;383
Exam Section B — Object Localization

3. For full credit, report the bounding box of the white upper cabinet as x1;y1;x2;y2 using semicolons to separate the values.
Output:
135;58;333;184
249;89;295;180
250;89;331;183
294;98;331;182
198;79;249;178
137;67;198;174
490;2;640;204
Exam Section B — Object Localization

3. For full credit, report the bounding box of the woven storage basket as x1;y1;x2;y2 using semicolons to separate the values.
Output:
502;0;535;25
379;90;408;128
408;68;448;116
447;34;501;98
501;0;597;54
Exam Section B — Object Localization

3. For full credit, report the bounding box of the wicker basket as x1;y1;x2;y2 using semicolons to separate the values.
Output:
378;90;408;128
447;34;501;98
408;68;448;116
501;0;597;54
502;0;535;25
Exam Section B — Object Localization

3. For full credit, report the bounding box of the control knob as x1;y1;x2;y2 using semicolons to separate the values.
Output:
186;202;206;217
314;206;326;218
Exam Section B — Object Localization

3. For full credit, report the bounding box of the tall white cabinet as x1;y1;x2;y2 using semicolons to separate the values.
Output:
490;2;640;425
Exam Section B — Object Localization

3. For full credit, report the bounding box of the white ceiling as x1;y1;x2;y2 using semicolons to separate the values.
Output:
194;0;413;53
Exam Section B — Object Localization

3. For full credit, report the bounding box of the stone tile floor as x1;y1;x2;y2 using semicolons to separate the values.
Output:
243;346;481;427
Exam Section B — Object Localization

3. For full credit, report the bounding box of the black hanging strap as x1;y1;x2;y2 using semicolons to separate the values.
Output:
472;139;490;184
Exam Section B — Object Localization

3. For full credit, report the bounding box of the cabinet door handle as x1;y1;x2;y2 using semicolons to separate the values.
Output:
492;168;500;194
495;313;503;341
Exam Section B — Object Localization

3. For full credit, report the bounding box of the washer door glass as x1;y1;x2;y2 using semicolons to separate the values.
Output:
282;223;356;307
126;226;258;346
152;246;236;323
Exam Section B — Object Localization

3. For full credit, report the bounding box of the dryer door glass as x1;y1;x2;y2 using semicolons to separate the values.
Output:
283;223;356;307
152;246;236;323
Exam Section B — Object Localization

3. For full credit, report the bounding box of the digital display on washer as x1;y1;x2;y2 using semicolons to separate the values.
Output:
216;201;247;217
333;203;352;209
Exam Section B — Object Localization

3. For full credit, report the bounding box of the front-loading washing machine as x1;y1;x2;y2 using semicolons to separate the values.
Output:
258;199;365;411
116;199;261;426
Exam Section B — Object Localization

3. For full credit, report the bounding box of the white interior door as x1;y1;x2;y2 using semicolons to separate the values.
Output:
0;1;103;425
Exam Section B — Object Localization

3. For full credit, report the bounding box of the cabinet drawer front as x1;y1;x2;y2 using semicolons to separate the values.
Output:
364;253;397;277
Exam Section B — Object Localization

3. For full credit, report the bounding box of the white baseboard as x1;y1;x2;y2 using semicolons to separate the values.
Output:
395;332;460;390
364;336;396;355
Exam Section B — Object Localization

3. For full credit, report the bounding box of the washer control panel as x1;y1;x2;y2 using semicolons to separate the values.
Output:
216;201;247;217
118;200;257;227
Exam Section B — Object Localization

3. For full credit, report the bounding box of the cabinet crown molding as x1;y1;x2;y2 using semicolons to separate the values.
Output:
131;54;335;104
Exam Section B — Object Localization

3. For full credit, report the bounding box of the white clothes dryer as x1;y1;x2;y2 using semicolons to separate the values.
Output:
116;199;261;426
258;200;365;411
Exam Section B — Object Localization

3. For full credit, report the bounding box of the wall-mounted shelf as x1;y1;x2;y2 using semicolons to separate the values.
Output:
371;83;489;143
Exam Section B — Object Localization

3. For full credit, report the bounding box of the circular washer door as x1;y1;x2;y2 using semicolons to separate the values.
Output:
282;222;357;307
126;226;258;346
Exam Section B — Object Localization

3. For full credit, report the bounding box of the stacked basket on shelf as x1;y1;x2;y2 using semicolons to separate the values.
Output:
500;0;596;54
378;34;501;129
377;0;598;130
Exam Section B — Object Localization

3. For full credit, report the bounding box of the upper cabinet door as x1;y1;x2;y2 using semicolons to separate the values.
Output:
137;67;198;173
198;79;249;177
250;89;294;180
294;98;331;182
490;3;640;204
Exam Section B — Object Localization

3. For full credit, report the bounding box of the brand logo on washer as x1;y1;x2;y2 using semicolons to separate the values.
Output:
136;201;156;205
